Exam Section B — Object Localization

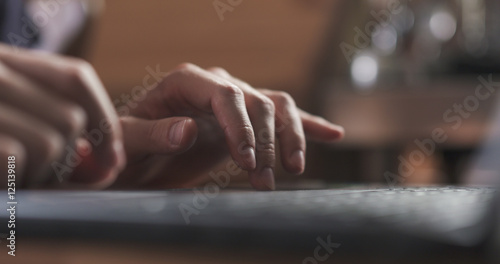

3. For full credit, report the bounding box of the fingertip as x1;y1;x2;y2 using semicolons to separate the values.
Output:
69;154;120;188
73;138;124;186
329;124;345;141
307;122;345;142
95;140;126;177
287;150;305;174
300;110;345;142
249;167;275;191
240;146;256;170
316;118;344;142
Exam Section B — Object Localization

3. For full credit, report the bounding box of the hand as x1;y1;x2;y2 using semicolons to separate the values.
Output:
0;44;125;189
118;63;344;190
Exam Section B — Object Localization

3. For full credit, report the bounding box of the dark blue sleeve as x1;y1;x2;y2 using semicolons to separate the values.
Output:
0;0;39;48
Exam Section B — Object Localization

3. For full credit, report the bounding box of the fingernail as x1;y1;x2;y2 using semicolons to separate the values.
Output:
242;146;256;169
260;167;275;191
169;120;186;146
290;150;305;173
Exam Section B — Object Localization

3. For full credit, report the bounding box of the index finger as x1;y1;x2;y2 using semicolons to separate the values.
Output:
151;63;257;170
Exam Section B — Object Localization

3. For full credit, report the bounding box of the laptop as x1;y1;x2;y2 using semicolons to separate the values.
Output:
0;103;499;263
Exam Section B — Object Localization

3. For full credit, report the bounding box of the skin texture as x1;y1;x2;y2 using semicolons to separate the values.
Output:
0;45;344;191
0;44;125;189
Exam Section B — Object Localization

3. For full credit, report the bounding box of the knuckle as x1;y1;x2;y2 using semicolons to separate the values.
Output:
60;104;87;136
256;142;275;155
208;67;228;75
226;124;253;138
63;59;95;87
66;58;93;73
168;63;199;83
252;95;275;114
257;127;274;143
217;83;244;98
38;132;65;163
273;91;295;106
174;62;197;72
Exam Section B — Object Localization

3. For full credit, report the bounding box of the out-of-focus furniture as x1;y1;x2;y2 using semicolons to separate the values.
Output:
305;78;498;184
303;0;500;185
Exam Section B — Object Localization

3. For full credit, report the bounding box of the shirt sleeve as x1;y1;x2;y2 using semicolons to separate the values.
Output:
26;0;88;53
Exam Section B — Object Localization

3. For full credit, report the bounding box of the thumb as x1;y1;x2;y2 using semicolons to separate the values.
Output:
120;116;198;159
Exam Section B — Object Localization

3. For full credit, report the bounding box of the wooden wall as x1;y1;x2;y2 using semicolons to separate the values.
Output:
89;0;337;106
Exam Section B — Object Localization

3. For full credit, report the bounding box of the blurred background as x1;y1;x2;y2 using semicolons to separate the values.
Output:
70;0;500;187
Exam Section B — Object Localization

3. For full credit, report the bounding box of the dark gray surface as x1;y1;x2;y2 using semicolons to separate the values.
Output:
0;187;496;259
